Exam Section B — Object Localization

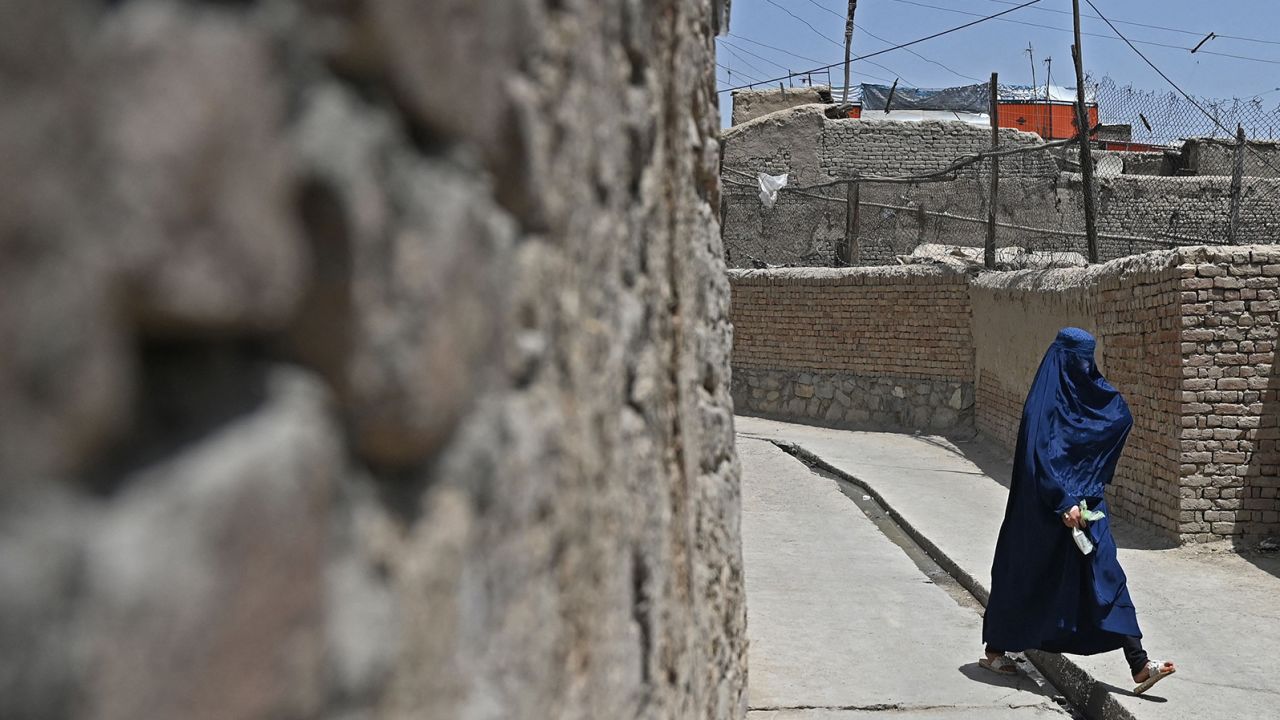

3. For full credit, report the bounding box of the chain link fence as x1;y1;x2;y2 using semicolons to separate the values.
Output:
721;77;1280;270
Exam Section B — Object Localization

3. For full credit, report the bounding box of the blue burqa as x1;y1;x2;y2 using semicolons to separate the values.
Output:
982;328;1142;655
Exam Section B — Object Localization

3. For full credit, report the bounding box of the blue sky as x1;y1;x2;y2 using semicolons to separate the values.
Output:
716;0;1280;126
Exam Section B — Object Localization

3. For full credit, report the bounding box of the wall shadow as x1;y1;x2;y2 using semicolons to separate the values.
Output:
1236;345;1280;567
944;432;1179;551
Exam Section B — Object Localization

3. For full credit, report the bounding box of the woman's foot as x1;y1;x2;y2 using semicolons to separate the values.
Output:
979;652;1018;675
1133;660;1176;694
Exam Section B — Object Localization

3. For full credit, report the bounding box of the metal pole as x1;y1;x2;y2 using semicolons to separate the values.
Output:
842;1;858;103
1044;57;1053;140
1071;0;1099;263
1026;43;1037;90
842;181;860;265
986;72;1000;270
1228;124;1246;244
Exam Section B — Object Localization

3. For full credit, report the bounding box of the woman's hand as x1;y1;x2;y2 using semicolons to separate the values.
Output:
1062;505;1086;529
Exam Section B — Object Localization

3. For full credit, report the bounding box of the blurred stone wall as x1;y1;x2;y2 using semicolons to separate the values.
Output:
0;1;745;718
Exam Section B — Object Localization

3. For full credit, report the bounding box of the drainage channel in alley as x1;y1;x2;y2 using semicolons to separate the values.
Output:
768;438;1089;720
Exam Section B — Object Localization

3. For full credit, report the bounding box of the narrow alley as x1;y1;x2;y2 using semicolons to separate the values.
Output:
739;416;1280;720
739;435;1070;719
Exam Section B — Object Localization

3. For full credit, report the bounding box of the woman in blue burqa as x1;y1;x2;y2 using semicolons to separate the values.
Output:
980;328;1176;695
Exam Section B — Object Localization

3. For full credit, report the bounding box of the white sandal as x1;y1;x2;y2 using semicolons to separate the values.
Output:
979;654;1018;675
1134;660;1176;695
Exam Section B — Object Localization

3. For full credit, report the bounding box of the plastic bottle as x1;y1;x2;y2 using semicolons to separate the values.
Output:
1072;526;1094;555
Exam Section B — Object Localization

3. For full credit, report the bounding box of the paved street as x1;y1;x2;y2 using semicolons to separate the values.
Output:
739;435;1071;719
739;415;1280;720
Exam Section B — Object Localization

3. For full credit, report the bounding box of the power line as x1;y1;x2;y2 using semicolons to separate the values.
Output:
983;0;1280;47
760;0;917;85
762;0;844;50
859;26;983;83
801;0;845;22
726;34;825;65
718;42;772;78
889;0;1280;67
716;62;766;86
798;0;981;83
719;39;789;73
719;0;1045;94
1082;0;1280;180
722;34;894;84
1081;3;1236;135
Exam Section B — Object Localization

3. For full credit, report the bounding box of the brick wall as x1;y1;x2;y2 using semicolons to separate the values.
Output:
729;266;975;432
1177;247;1280;542
819;119;1056;180
970;253;1185;539
1095;261;1185;536
731;246;1280;544
975;370;1023;451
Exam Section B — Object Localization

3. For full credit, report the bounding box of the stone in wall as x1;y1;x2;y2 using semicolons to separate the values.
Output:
0;1;745;719
732;368;975;433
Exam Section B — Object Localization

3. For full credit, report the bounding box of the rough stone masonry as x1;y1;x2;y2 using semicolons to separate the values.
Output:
0;1;745;718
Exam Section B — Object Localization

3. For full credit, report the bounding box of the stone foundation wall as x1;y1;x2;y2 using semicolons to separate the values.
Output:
0;1;745;718
728;266;975;433
734;368;973;432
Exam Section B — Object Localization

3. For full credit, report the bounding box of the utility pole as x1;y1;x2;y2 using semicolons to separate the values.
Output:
842;1;858;103
1044;56;1053;140
1026;43;1037;90
842;181;860;265
1071;0;1099;263
986;73;1000;270
1228;124;1246;244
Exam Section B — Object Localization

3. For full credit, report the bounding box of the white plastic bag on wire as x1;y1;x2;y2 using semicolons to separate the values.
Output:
757;172;788;209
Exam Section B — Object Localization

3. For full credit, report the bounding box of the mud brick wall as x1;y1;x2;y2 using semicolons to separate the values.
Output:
0;1;745;718
819;119;1057;180
720;107;1280;269
720;106;1064;269
730;85;832;125
1184;137;1280;179
971;252;1186;539
729;266;975;432
1086;175;1280;249
1178;247;1280;542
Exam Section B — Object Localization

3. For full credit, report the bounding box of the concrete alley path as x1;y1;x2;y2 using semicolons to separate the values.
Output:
739;436;1071;719
738;415;1280;720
